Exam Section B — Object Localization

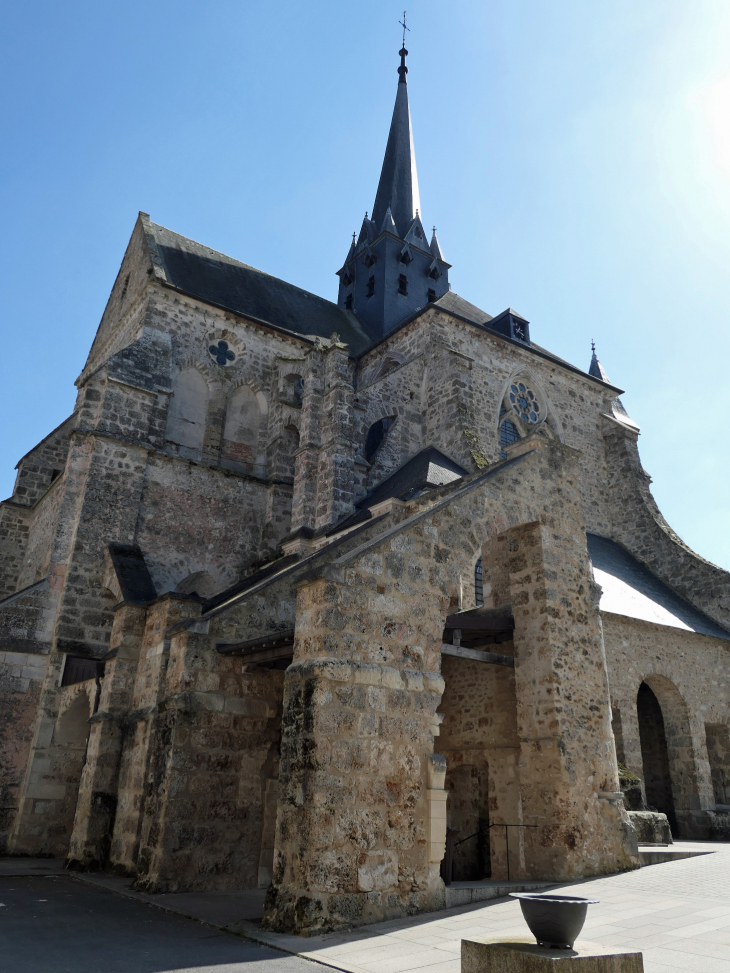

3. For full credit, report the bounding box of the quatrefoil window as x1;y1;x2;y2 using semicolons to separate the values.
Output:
209;340;236;367
509;382;540;424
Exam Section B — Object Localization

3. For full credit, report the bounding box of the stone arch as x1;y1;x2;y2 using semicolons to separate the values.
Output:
165;367;209;451
222;385;268;475
637;675;698;834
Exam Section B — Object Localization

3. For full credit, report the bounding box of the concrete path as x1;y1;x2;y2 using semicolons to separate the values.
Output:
4;842;730;972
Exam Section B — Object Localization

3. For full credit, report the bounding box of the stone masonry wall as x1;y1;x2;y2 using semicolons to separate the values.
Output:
602;611;730;838
355;309;615;536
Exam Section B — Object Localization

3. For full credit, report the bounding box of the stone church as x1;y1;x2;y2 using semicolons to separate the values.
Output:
1;43;729;934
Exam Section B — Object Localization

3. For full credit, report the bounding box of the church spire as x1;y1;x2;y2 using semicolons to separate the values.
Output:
371;43;421;238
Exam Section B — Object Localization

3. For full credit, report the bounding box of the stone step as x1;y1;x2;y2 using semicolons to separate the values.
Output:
445;879;554;908
638;848;713;866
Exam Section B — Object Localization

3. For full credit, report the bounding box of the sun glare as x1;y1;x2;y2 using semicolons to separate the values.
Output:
698;64;730;185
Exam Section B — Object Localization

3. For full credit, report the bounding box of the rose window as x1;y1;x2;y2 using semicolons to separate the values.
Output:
509;383;540;424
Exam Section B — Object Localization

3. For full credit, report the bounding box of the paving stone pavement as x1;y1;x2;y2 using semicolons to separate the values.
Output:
3;843;730;972
271;843;730;973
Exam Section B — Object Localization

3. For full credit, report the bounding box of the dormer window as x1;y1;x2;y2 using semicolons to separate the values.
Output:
428;263;441;280
364;252;377;269
342;270;354;287
367;276;375;298
400;246;413;265
398;274;408;295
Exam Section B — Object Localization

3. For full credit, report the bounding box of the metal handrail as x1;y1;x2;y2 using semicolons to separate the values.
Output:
451;821;538;882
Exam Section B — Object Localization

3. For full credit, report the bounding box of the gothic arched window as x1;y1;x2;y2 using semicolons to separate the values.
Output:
499;418;520;459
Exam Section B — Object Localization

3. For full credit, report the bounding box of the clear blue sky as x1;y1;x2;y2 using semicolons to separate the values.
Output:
2;0;730;569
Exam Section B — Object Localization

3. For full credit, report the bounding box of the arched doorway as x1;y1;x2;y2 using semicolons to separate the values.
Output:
637;682;676;832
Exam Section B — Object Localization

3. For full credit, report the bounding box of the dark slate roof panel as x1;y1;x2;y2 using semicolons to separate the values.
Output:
587;533;730;640
148;222;373;356
359;446;467;509
108;543;157;604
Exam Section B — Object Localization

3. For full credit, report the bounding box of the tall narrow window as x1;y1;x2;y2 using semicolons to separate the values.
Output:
345;293;353;309
499;419;520;459
427;288;436;303
365;416;395;462
367;276;375;298
398;274;408;295
474;557;484;607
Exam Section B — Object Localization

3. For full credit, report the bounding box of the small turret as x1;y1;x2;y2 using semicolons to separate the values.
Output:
589;341;611;383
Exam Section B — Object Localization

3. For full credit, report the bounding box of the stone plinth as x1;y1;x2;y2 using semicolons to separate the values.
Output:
462;939;643;973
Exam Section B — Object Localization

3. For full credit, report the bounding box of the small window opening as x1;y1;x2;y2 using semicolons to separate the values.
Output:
474;557;484;607
398;274;408;295
500;419;520;459
345;294;353;310
120;274;130;301
50;469;62;483
365;416;395;463
429;265;441;280
400;249;413;265
366;276;375;298
427;288;436;303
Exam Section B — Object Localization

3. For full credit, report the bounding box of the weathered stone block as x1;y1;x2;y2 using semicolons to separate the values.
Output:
462;940;643;973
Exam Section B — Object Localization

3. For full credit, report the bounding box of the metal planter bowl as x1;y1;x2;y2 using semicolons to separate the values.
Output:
510;893;599;949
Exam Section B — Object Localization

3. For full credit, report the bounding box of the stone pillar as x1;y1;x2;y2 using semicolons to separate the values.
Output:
506;516;638;879
108;594;201;875
290;344;325;534
314;340;355;532
130;616;284;893
67;604;146;869
263;572;447;935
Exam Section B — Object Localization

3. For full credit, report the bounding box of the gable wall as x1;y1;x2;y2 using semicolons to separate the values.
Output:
354;309;616;536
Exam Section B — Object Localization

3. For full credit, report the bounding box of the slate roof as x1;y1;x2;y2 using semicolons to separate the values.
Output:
328;447;467;535
145;221;373;356
142;220;620;389
587;533;730;640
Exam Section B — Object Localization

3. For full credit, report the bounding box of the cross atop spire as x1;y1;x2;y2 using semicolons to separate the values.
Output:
398;12;410;83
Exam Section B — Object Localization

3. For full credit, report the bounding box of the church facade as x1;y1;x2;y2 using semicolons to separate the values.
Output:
1;45;730;934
